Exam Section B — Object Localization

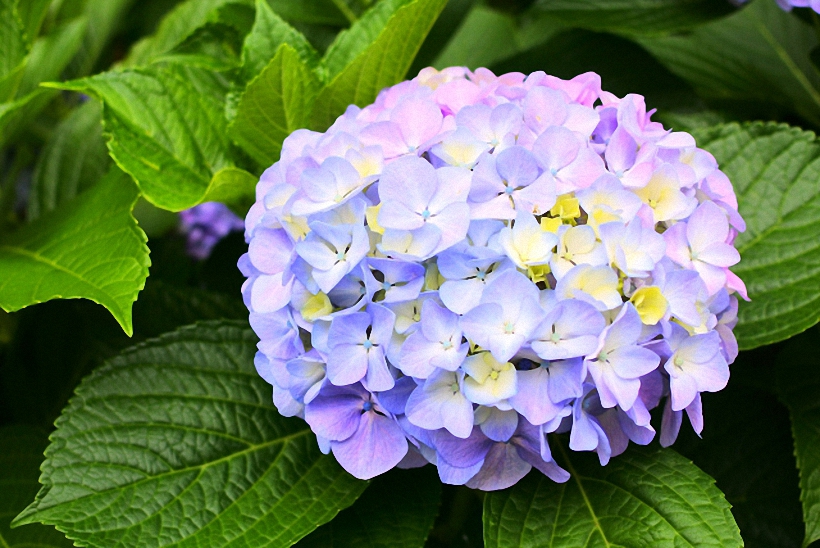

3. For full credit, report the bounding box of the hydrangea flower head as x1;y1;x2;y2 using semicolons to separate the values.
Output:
241;67;746;487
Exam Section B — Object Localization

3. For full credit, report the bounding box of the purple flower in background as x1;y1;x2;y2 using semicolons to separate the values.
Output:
242;67;746;489
179;202;244;260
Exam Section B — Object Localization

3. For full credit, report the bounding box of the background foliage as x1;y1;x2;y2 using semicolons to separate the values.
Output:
0;0;819;546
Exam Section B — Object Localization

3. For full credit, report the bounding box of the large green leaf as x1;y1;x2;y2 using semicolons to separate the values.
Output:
0;168;150;336
229;44;320;167
532;0;734;35
776;333;820;547
483;445;742;547
56;65;236;211
692;122;820;349
0;426;73;548
28;99;110;222
310;0;447;131
13;321;368;548
639;0;820;127
298;467;442;547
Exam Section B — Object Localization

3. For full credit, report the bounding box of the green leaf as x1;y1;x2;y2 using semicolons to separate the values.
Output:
532;0;734;35
56;65;235;211
311;0;448;131
0;168;150;336
692;122;820;349
28;99;110;222
432;5;562;71
0;426;73;548
777;333;820;547
13;321;368;547
298;467;442;547
483;445;742;547
230;44;320;167
127;0;252;66
638;0;820;127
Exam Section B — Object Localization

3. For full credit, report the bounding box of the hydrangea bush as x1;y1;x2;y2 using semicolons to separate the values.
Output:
3;0;820;546
241;67;746;487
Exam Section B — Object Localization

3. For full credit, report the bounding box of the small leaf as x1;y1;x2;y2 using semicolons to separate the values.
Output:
239;0;318;85
776;333;820;547
28;99;110;222
203;166;259;212
126;0;252;66
56;65;235;211
311;0;448;131
639;0;820;127
0;426;73;548
532;0;734;35
692;122;820;349
298;467;442;548
483;445;742;547
230;44;320;168
267;0;350;26
13;321;368;548
0;168;150;336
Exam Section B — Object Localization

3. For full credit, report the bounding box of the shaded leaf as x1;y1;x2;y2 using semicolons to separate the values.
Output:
776;332;820;547
17;16;87;96
0;426;73;548
639;0;820;127
674;362;804;548
311;0;448;131
15;0;52;43
0;168;150;336
127;0;252;66
230;44;320;167
0;0;29;101
13;321;368;548
532;0;734;35
28;99;110;222
298;467;442;548
483;445;742;547
267;0;349;26
56;65;235;211
432;5;562;71
693;122;820;349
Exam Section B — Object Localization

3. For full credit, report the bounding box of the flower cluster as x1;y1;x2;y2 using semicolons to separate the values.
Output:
735;0;820;12
179;202;244;260
240;67;746;489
